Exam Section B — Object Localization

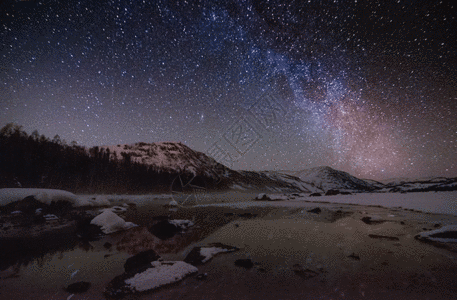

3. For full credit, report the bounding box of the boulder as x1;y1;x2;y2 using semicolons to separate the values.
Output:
309;193;322;197
292;264;319;279
124;249;161;275
234;258;254;269
325;189;340;196
105;261;197;297
148;220;180;240
307;207;322;214
361;216;386;225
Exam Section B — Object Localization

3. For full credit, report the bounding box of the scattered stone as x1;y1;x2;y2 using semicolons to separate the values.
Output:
235;258;254;269
124;249;161;275
308;207;322;214
400;221;405;225
239;213;257;218
368;234;400;241
309;193;322;197
164;200;178;208
44;214;59;221
65;281;91;294
196;273;208;280
292;264;319;279
255;193;268;200
255;194;288;201
348;253;360;260
361;216;386;225
325;189;340;196
434;223;441;228
103;242;112;249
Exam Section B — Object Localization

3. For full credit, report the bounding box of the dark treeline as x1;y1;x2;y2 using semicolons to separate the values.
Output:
0;123;175;193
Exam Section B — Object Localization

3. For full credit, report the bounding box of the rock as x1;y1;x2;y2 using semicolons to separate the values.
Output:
148;220;180;240
368;234;399;241
9;195;48;214
165;200;178;207
415;225;457;243
90;210;137;234
124;249;161;275
184;243;239;266
65;281;91;294
309;193;322;197
184;247;206;266
255;193;268;200
361;216;386;225
340;191;352;195
103;242;112;249
308;207;322;214
348;253;360;260
75;215;104;241
105;261;198;297
235;258;254;269
255;194;288;201
196;273;208;280
43;214;59;221
325;189;340;196
292;264;319;279
239;213;257;218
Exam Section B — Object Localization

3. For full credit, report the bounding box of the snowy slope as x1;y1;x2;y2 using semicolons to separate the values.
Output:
292;166;379;192
381;177;457;193
101;142;229;181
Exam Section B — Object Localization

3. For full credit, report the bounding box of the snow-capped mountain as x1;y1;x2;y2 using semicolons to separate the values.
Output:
101;142;227;181
380;176;457;193
290;166;379;192
100;142;311;192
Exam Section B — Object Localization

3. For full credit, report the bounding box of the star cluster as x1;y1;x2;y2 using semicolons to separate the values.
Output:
1;0;456;180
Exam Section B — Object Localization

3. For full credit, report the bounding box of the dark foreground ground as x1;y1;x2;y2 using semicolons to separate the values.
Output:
1;192;457;300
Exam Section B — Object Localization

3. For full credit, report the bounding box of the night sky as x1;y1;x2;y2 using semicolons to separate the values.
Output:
1;0;456;180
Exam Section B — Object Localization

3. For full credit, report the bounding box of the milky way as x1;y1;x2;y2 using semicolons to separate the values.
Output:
1;0;456;180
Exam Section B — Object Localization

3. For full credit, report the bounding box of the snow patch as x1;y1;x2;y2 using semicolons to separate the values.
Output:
90;210;137;234
416;225;457;243
0;188;84;206
124;261;198;292
199;247;229;263
169;219;194;229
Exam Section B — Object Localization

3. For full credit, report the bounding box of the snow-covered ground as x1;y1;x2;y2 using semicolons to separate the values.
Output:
0;189;174;207
0;188;83;206
197;191;457;215
2;188;456;216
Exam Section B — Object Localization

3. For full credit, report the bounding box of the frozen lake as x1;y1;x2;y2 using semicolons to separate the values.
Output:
196;191;457;216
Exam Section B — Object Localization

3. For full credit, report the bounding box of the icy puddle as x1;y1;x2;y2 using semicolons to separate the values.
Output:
0;240;131;300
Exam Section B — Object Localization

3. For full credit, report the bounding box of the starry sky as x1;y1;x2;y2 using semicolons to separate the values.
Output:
1;0;456;180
